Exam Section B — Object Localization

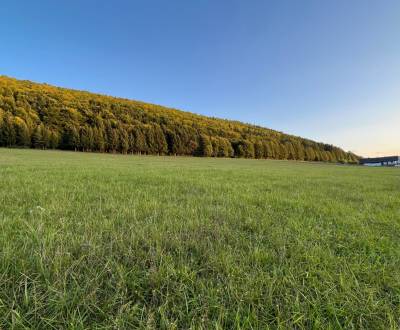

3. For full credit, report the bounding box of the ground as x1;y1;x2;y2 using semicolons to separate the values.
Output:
0;148;399;329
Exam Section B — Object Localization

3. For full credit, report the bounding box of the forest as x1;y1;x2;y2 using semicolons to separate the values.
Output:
0;76;358;163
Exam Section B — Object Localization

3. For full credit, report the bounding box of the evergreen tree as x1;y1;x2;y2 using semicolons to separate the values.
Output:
0;115;3;147
305;147;316;161
314;150;322;162
49;131;60;149
254;142;264;159
279;143;289;160
265;141;275;158
198;134;213;157
285;142;296;160
216;138;232;157
128;129;135;154
42;126;51;149
210;137;219;157
1;115;16;147
152;125;168;155
14;117;30;147
134;128;146;154
32;125;44;149
244;140;255;158
80;126;92;152
63;125;80;151
104;121;113;152
93;127;105;152
165;130;180;155
225;139;234;157
296;142;305;161
233;140;254;158
119;128;129;154
110;129;119;153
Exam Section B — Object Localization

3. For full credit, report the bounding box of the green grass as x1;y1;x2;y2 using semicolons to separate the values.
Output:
0;148;399;329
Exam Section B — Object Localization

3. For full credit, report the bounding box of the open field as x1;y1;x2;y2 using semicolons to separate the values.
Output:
0;148;399;329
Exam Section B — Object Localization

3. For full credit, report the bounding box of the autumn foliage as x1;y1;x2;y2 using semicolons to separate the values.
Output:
0;76;358;162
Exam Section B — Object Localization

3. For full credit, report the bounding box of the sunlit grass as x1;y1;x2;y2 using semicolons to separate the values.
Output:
0;148;399;329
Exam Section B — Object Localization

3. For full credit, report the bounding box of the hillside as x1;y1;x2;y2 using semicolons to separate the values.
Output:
0;76;358;162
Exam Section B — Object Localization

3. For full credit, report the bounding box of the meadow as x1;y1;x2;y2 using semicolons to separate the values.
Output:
0;148;399;329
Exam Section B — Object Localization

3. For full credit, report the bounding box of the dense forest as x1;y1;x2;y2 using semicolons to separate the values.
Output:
0;76;358;163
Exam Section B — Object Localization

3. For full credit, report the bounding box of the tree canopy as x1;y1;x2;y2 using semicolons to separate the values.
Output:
0;76;358;163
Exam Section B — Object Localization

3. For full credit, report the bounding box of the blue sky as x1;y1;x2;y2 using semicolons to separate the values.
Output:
1;1;399;156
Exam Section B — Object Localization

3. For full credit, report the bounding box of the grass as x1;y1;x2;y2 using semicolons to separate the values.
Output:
0;148;399;329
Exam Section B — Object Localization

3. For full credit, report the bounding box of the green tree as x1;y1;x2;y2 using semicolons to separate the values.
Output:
198;134;213;157
42;126;52;149
128;129;135;154
233;140;254;158
49;131;60;149
119;128;129;154
1;115;16;147
278;143;289;160
216;137;233;157
14;117;31;147
210;137;219;157
266;141;276;159
134;128;146;154
110;129;119;153
254;142;264;159
165;130;180;155
285;142;296;160
63;125;80;151
295;142;305;161
305;147;316;161
32;125;44;149
80;125;94;152
152;125;168;155
93;127;105;152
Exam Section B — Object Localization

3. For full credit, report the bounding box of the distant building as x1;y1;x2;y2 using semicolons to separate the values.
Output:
360;156;400;167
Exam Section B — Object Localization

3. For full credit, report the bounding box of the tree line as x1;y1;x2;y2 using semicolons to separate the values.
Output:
0;76;359;163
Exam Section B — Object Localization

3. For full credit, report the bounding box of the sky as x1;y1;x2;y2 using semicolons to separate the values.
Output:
1;1;399;157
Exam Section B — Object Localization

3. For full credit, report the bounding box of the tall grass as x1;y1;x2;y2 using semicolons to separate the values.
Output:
0;149;399;329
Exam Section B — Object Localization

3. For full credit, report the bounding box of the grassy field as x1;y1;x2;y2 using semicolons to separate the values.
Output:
0;148;399;329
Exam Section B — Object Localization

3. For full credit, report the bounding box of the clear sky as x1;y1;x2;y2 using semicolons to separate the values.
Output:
1;1;399;156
